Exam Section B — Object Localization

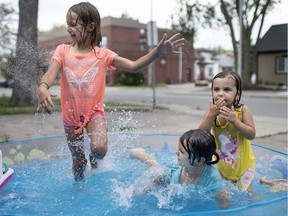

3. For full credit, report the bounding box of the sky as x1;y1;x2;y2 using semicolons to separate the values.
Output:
2;0;288;50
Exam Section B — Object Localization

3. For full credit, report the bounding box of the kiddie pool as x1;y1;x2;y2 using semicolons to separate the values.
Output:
0;133;287;215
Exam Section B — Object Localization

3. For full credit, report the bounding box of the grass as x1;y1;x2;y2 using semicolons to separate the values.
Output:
0;96;61;115
0;96;167;115
0;95;167;141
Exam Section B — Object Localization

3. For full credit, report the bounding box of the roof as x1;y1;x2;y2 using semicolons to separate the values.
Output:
38;16;167;42
215;53;235;67
257;23;287;53
101;16;147;29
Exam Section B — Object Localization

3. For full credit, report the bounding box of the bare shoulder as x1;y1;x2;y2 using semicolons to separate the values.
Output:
241;105;252;113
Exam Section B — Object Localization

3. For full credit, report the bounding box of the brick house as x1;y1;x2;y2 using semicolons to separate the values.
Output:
38;16;194;85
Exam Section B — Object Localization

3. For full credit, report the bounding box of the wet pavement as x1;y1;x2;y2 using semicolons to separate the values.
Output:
0;84;287;153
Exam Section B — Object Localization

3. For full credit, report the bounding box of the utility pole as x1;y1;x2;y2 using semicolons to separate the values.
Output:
178;47;183;83
147;0;157;109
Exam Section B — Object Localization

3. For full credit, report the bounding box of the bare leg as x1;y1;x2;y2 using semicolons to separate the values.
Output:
260;176;288;186
260;177;275;186
64;126;87;181
130;148;159;168
86;117;107;169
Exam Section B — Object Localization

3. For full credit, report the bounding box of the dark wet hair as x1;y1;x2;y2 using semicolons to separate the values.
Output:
211;71;243;108
68;2;102;47
179;129;219;166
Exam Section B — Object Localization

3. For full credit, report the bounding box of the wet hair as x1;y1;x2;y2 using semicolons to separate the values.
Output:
179;129;219;166
68;2;102;47
211;71;243;108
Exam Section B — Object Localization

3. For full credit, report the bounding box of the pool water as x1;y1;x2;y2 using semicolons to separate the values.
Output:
0;134;287;215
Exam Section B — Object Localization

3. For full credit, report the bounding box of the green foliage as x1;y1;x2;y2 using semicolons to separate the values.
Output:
211;46;229;56
114;70;145;86
0;96;12;107
0;3;16;53
119;126;136;131
0;96;166;115
171;0;214;43
0;96;61;115
0;54;15;80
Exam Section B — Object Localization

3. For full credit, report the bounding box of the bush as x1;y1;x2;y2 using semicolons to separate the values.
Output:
114;70;145;86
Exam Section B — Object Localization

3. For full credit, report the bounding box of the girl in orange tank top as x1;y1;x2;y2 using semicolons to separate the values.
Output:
37;2;185;181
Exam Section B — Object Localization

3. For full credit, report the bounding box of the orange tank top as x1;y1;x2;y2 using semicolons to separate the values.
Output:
52;44;118;133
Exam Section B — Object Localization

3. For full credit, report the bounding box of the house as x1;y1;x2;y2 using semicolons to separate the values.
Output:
214;52;235;74
194;48;235;82
38;16;194;85
194;48;216;81
257;23;287;86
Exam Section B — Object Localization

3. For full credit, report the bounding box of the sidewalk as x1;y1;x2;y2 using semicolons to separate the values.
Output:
164;83;288;98
0;84;287;152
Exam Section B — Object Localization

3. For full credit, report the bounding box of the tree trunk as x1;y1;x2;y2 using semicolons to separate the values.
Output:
11;0;39;106
242;27;253;88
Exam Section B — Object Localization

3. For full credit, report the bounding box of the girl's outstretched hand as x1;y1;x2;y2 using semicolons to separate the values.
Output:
156;33;186;55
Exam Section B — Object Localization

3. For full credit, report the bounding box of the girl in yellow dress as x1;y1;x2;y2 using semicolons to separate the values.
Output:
199;71;256;191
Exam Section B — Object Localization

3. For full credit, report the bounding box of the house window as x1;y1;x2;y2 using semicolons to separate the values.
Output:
276;56;287;74
139;37;147;51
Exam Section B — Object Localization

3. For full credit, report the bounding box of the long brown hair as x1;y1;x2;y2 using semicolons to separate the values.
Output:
68;2;102;48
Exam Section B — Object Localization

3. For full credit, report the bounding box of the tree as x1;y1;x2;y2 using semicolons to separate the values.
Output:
171;0;215;81
0;3;16;80
11;0;39;106
171;0;215;45
0;3;16;54
215;0;280;87
174;0;280;87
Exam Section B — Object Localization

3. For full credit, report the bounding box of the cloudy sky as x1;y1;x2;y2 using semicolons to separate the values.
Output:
2;0;288;49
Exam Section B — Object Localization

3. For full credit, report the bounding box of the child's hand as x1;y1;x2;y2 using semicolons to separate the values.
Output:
156;33;186;55
220;106;237;123
209;98;225;116
37;87;56;114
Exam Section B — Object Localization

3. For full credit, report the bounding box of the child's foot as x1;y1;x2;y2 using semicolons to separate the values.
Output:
89;153;98;169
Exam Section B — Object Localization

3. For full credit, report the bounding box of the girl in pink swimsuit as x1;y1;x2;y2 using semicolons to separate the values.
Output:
37;2;185;181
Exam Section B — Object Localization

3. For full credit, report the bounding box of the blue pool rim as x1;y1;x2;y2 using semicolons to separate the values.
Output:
1;133;287;215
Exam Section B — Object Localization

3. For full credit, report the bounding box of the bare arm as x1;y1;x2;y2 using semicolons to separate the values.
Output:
37;59;60;114
130;148;160;168
112;33;185;72
130;148;164;195
198;110;216;131
215;189;231;209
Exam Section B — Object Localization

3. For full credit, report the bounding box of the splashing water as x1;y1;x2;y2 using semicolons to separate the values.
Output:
0;132;287;215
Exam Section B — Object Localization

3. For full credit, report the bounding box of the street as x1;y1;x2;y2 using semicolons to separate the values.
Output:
103;85;287;118
0;84;287;118
0;84;287;150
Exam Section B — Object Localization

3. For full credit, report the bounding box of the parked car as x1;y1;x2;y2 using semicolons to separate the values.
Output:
0;80;14;88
